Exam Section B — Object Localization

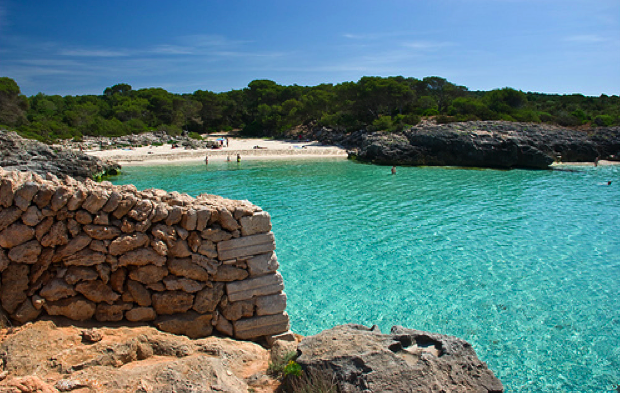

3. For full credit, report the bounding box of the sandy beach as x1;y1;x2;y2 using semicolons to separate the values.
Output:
86;137;348;165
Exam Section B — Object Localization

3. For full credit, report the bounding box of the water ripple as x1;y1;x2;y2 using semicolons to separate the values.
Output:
113;160;620;393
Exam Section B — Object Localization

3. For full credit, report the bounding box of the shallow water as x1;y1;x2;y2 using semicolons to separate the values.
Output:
112;160;620;392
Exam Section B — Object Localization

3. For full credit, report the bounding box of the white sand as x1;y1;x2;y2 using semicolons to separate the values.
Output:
86;137;348;165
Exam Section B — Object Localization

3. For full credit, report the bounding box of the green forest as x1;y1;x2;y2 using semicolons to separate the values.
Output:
1;76;618;143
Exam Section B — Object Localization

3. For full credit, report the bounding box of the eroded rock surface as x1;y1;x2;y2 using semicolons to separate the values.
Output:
296;324;504;393
0;320;280;393
0;131;120;179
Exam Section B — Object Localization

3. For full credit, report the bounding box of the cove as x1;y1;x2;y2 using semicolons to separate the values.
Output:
111;159;620;393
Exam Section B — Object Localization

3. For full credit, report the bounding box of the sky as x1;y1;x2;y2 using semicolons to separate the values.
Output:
0;0;618;97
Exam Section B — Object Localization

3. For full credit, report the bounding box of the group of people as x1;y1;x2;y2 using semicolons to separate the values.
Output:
205;153;241;165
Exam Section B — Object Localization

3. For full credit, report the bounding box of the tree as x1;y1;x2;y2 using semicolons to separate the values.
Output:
0;77;29;127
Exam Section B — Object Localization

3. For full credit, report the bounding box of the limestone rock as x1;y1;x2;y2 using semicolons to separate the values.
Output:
193;283;225;313
247;252;279;277
127;280;152;306
233;313;289;340
0;205;22;231
12;298;41;323
40;220;69;247
1;264;30;313
126;306;156;321
240;211;272;236
168;257;210;281
226;272;284;302
44;296;96;320
95;302;132;322
200;226;232;242
75;280;120;304
163;276;205;293
128;264;168;285
255;293;287;316
21;205;43;226
81;190;109;214
154;312;213;338
152;291;194;315
62;249;106;266
83;224;122;240
108;233;150;255
53;234;92;262
13;182;40;211
39;278;77;301
213;265;249;282
217;232;275;260
217;208;240;231
8;239;42;264
295;324;504;393
221;299;254;321
0;222;35;248
64;266;99;285
118;247;167;267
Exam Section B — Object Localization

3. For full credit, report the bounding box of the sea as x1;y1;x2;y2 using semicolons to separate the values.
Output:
110;159;620;393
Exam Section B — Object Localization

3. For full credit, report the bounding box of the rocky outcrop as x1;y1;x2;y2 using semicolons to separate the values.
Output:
314;121;620;169
0;130;121;179
0;320;282;393
0;168;289;340
296;324;504;393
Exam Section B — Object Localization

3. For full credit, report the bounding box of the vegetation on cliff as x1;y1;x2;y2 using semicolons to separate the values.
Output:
0;76;618;143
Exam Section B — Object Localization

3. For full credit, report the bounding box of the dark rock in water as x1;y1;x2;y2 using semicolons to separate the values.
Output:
296;324;504;393
314;121;620;169
0;131;120;179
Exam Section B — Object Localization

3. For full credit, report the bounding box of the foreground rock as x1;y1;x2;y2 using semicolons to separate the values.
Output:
0;320;281;393
296;324;504;393
314;121;620;169
0;131;120;179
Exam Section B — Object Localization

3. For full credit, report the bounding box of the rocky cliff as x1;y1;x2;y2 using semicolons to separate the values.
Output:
313;121;620;169
0;131;121;180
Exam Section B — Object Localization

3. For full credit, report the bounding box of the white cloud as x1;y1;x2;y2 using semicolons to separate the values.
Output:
565;34;607;43
59;49;129;57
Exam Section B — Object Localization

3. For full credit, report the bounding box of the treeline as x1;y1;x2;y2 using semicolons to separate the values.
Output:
1;76;618;143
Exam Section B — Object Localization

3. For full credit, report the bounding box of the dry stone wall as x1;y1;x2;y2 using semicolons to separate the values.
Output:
0;168;289;339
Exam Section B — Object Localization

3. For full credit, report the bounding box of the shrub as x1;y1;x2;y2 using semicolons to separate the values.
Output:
188;131;202;140
282;366;340;393
593;115;615;127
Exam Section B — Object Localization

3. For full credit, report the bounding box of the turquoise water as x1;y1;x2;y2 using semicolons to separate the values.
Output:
111;159;620;392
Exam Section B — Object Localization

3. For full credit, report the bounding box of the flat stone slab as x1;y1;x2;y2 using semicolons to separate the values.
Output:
225;272;284;302
217;232;275;260
233;312;289;340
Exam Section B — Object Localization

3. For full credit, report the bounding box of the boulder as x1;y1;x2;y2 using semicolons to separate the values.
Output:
295;324;504;393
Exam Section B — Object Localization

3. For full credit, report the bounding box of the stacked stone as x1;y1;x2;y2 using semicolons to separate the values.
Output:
0;168;288;340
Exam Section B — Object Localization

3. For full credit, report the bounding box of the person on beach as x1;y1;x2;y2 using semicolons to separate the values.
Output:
226;137;229;147
227;155;231;162
237;154;241;163
594;156;600;167
391;166;396;175
205;156;208;165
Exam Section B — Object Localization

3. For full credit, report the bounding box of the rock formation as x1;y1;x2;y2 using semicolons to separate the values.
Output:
0;131;121;180
313;121;620;169
0;320;282;392
296;324;504;393
0;168;289;340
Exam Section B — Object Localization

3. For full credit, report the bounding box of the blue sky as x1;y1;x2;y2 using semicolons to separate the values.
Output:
1;0;618;97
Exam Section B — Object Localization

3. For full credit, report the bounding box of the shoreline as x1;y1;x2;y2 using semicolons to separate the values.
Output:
86;137;348;165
